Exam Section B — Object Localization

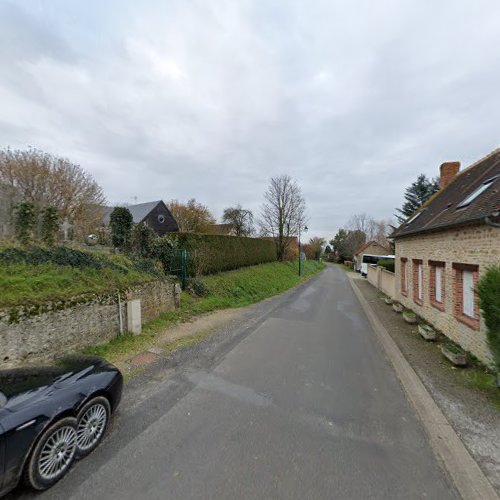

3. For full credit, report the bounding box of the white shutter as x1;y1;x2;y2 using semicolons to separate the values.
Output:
418;263;423;301
462;270;474;317
435;266;442;302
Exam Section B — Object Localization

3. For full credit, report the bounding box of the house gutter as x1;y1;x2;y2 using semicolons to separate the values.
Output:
484;210;500;228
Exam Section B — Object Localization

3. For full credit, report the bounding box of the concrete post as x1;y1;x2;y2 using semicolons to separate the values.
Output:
127;299;142;335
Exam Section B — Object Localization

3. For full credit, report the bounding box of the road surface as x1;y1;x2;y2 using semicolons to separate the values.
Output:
13;265;458;499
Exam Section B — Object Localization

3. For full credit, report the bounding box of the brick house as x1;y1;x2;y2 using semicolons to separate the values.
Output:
353;240;391;272
392;148;500;366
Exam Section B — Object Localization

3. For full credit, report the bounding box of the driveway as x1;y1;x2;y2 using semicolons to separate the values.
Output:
11;265;458;499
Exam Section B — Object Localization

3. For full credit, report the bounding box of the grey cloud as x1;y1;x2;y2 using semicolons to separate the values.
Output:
1;0;499;239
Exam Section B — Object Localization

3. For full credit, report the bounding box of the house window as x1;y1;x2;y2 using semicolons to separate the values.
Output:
158;214;165;224
452;263;479;330
412;259;423;305
429;261;445;311
456;176;498;208
462;270;474;317
401;258;408;296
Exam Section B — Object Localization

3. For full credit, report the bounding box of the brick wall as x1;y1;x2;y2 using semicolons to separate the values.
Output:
0;280;177;368
395;223;500;366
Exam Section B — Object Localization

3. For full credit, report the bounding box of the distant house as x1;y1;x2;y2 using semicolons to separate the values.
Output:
353;240;391;272
391;149;500;366
101;200;178;236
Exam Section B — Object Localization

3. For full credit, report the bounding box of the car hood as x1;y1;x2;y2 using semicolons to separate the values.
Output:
0;355;110;411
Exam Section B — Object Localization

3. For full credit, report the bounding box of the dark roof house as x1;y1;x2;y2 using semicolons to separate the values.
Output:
391;148;500;366
392;149;500;239
101;200;178;236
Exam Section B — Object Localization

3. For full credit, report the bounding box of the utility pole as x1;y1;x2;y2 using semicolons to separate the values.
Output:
298;224;308;276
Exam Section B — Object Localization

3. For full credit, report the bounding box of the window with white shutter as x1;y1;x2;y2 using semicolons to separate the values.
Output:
435;266;442;302
462;270;474;317
418;263;423;301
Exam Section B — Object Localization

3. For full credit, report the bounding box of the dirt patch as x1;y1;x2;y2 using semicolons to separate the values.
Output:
113;308;244;374
352;276;500;493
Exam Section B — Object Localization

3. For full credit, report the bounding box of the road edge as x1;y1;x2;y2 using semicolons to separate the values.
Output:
347;273;499;500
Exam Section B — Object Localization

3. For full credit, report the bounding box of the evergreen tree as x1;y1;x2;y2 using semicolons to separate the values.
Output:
40;206;60;246
109;206;133;249
14;201;37;245
395;174;440;224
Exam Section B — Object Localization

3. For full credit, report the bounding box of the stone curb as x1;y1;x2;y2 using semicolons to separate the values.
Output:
347;274;499;500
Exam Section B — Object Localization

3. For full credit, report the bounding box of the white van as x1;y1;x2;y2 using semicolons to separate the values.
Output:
361;254;395;277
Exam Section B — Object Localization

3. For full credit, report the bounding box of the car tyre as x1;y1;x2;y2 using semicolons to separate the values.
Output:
75;396;111;458
24;417;78;491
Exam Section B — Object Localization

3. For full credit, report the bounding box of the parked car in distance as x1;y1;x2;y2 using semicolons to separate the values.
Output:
0;355;122;497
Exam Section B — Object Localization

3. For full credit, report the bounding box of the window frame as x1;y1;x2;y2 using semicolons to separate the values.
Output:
452;263;480;330
412;259;423;306
401;258;408;296
429;260;445;311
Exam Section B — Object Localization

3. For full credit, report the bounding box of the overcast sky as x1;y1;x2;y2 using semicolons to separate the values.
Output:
1;0;499;239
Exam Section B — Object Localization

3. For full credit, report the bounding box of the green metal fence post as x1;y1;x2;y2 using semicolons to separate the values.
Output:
181;249;188;289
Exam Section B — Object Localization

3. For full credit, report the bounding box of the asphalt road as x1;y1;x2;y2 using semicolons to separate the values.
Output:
12;265;458;499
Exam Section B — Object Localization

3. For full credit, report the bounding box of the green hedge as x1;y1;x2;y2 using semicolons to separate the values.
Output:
160;233;277;275
377;258;395;273
478;265;500;373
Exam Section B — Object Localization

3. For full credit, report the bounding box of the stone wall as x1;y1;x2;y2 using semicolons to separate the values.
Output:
367;265;396;298
395;223;500;366
0;280;178;368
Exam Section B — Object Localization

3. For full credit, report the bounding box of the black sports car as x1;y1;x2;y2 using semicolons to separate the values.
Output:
0;355;122;497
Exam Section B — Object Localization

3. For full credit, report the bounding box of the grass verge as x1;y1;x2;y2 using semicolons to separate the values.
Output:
0;262;157;307
85;260;325;364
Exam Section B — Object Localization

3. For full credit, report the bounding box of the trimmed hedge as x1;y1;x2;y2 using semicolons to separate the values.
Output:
160;233;277;275
377;258;395;273
478;265;500;373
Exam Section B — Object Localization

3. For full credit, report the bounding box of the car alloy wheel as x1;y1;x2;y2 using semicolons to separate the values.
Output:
38;425;77;480
25;417;78;491
76;396;110;456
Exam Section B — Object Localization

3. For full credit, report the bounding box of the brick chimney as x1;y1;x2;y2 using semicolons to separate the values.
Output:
439;161;460;189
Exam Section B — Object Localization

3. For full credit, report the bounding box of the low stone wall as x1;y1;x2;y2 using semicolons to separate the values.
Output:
367;265;396;298
0;280;178;368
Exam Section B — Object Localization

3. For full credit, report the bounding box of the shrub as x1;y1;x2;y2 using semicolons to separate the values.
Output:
0;245;162;278
478;265;500;373
109;207;133;249
131;222;157;257
158;233;277;275
185;277;209;297
40;206;60;246
14;201;37;245
377;258;395;272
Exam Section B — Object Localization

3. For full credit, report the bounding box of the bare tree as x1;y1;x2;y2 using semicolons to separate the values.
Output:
346;213;377;240
346;213;393;248
260;175;306;261
0;147;105;237
222;204;254;236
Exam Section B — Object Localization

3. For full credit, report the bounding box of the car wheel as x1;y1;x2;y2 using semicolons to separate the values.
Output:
24;417;78;491
76;396;110;457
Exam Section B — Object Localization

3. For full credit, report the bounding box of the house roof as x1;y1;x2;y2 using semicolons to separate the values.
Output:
392;148;500;239
353;240;388;256
101;200;164;224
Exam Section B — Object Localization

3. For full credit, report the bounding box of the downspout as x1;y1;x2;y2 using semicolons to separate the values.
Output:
484;210;500;228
